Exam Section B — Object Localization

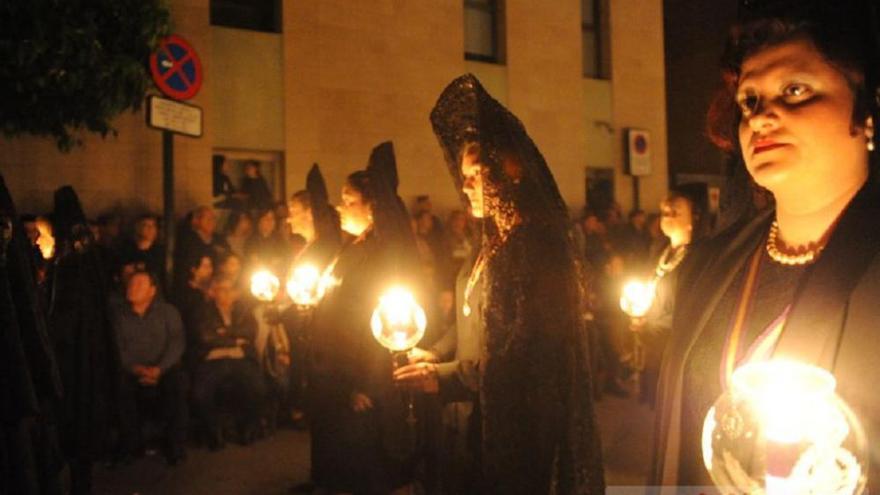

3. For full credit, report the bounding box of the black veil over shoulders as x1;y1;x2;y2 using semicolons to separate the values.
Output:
430;74;605;494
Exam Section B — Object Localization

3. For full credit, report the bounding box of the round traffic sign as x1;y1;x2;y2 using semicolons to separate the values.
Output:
634;134;648;154
150;35;203;100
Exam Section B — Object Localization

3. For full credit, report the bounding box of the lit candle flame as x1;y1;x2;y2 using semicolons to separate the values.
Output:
286;263;325;307
370;286;427;352
250;269;281;302
703;359;866;495
619;279;656;318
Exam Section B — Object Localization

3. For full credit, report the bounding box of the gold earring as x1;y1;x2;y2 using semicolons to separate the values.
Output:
867;118;875;152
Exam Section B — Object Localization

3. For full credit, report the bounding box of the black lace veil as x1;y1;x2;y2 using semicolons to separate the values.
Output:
429;74;572;244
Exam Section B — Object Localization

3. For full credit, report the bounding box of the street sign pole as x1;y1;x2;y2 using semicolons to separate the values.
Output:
149;34;203;289
163;130;174;284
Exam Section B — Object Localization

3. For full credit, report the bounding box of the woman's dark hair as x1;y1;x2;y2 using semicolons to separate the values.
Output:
254;208;275;222
184;254;212;280
345;170;375;206
707;11;877;152
224;210;250;235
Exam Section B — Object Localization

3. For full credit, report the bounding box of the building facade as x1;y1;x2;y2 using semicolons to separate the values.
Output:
0;0;667;221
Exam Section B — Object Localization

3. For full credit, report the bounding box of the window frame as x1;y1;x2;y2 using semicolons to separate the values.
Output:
582;0;607;79
464;0;503;64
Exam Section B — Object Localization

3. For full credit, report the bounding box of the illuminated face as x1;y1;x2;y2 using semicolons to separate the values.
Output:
460;143;485;218
338;185;372;236
232;214;252;237
257;210;276;237
220;255;242;279
136;217;158;244
192;208;217;236
287;199;315;242
126;272;156;306
211;279;239;307
660;197;693;242
736;38;869;198
191;256;213;284
35;218;54;260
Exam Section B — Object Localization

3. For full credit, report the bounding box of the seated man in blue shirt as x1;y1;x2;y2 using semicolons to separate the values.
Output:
112;270;188;465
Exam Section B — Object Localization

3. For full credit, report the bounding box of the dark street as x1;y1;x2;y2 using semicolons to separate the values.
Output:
94;396;654;494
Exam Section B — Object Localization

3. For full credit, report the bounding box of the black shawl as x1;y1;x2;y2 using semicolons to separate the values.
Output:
430;74;605;494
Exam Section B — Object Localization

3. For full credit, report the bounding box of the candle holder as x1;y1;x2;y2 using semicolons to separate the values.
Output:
619;279;657;389
702;360;868;495
370;286;427;425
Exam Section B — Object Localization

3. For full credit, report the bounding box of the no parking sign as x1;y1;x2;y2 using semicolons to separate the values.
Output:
626;128;652;176
149;34;203;101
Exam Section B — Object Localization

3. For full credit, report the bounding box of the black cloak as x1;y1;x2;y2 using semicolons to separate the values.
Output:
307;142;422;493
0;173;64;495
430;74;605;494
46;187;119;474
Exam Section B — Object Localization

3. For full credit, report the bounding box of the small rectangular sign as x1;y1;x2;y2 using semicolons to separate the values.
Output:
626;128;652;176
147;95;203;137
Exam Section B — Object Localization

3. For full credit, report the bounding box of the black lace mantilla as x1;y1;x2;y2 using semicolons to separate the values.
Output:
430;74;605;494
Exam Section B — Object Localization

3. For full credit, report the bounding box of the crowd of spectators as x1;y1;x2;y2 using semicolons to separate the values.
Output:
17;174;682;481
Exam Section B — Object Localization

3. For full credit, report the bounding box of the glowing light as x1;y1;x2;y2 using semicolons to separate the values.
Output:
702;359;867;495
285;263;327;307
619;279;656;318
370;286;427;352
250;270;280;302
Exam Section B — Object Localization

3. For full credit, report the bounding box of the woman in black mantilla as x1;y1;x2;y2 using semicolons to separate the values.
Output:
398;74;605;494
651;0;880;489
307;143;421;494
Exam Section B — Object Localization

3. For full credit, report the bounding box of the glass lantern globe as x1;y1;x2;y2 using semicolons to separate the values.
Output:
370;286;427;352
286;263;324;307
250;269;281;302
620;279;657;318
702;359;868;495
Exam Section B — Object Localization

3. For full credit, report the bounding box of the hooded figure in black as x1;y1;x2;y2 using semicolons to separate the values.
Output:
46;186;119;494
297;163;343;269
280;164;342;430
307;142;422;493
428;74;605;494
0;174;65;495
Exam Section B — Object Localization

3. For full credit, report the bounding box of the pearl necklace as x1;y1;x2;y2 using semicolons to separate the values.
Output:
765;220;826;266
655;244;688;279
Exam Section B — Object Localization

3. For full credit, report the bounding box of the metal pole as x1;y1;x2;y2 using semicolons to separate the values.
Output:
632;175;641;211
163;130;174;289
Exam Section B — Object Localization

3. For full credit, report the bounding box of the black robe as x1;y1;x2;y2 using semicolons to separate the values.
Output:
307;231;415;493
651;180;880;492
0;175;64;495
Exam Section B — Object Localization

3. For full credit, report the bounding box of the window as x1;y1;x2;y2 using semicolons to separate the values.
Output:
464;0;504;63
210;0;282;33
582;0;608;78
